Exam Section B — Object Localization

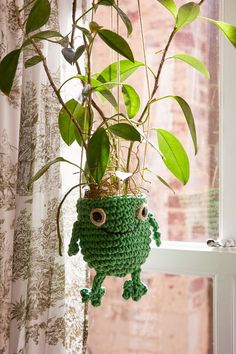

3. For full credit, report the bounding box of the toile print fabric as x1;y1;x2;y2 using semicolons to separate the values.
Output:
0;1;87;353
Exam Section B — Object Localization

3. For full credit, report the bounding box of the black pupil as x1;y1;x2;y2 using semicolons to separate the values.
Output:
142;206;148;217
93;211;102;222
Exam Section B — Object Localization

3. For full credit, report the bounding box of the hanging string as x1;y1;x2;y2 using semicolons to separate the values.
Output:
116;0;121;192
137;0;152;183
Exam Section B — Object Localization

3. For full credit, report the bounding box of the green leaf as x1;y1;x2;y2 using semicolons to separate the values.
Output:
90;78;118;109
27;157;80;188
24;55;42;68
157;0;178;18
108;123;141;142
62;74;118;109
58;99;83;145
89;21;103;33
74;106;93;146
113;4;132;36
87;127;110;183
26;0;51;34
75;26;93;42
170;53;209;78
176;2;200;30
97;29;134;62
98;0;115;5
153;95;198;154
73;45;86;63
143;167;175;193
23;30;63;47
0;49;21;95
203;18;236;48
156;129;190;184
96;60;144;84
122;84;140;118
61;48;75;65
32;30;62;40
57;36;70;48
157;175;175;193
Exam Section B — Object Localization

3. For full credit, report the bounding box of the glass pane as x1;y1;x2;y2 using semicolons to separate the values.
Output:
87;272;213;354
92;1;220;241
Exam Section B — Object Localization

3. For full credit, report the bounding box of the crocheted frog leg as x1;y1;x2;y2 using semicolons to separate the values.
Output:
80;273;106;307
149;213;161;247
122;268;148;301
68;221;80;256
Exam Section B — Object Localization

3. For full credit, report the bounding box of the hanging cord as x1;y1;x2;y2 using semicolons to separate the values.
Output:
116;0;121;192
137;0;152;184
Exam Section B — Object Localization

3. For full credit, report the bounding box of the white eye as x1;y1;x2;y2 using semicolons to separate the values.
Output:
90;208;106;226
138;204;148;221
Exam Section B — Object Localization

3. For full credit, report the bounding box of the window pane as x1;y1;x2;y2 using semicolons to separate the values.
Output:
87;272;213;354
92;1;220;241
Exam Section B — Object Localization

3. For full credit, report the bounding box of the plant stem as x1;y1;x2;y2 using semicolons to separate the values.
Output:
71;0;77;48
31;41;87;148
57;183;84;256
18;0;35;13
147;28;176;114
126;27;176;175
16;6;87;149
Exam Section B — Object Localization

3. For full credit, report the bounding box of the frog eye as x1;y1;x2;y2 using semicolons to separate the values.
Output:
137;204;148;221
90;208;106;226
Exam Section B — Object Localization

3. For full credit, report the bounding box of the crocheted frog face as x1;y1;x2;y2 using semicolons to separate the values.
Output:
68;194;160;306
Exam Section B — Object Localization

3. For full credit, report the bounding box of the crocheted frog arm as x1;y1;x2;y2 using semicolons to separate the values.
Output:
68;221;80;256
149;213;161;247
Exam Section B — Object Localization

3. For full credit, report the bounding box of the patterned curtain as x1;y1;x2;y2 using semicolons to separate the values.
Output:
0;1;87;353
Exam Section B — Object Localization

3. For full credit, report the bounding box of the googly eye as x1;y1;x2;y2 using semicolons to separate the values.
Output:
138;204;148;221
90;208;106;226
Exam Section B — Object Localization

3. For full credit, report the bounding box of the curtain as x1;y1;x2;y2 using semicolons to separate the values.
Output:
0;1;87;353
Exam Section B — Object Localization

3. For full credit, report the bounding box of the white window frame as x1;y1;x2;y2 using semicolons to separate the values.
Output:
143;1;236;353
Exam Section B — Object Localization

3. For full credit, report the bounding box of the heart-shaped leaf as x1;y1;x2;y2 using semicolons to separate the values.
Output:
176;2;200;30
73;45;86;63
122;84;140;118
157;0;178;18
0;49;21;95
61;48;75;65
98;28;134;62
108;123;141;141
170;53;209;78
156;129;190;184
87;127;110;183
26;0;51;34
24;55;42;68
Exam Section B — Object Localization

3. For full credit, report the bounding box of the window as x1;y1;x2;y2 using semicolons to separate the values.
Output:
87;1;236;353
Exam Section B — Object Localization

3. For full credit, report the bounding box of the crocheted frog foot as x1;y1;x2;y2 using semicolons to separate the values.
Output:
122;269;148;301
80;273;106;307
80;287;106;306
122;280;147;301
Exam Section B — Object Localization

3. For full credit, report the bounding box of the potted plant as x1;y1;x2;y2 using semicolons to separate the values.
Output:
1;0;235;306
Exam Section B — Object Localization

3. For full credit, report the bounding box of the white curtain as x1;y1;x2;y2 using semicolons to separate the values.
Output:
0;1;87;353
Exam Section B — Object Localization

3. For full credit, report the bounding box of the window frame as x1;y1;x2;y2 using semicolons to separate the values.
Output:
143;1;236;353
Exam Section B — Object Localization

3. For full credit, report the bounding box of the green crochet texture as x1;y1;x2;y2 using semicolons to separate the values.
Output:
68;194;161;306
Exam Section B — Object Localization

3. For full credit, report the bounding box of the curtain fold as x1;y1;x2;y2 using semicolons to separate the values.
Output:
0;1;87;353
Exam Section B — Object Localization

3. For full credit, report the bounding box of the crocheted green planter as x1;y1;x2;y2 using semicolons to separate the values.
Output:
68;194;160;306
